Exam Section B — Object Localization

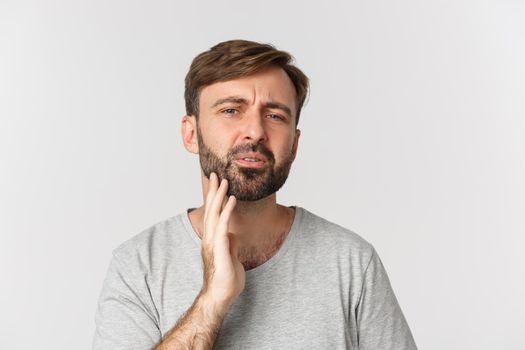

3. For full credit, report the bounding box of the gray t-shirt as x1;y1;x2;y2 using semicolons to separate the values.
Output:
93;206;417;350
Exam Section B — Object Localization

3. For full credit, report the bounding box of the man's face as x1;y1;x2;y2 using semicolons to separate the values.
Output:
196;124;296;201
194;67;300;201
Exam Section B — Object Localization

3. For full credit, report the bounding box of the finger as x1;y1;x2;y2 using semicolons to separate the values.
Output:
210;177;229;218
205;178;229;241
218;195;237;229
214;194;236;244
220;192;229;211
204;172;218;220
203;172;219;241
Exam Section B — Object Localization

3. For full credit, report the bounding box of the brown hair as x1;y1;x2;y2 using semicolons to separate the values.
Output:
184;39;309;126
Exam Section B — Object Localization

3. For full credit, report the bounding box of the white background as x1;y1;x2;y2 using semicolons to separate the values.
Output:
1;0;524;349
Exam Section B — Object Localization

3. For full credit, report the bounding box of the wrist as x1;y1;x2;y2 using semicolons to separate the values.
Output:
197;291;231;320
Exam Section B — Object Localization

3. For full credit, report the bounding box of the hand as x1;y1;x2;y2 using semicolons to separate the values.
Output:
200;172;245;313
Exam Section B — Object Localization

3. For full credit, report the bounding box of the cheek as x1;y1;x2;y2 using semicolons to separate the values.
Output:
200;128;233;156
209;142;230;159
274;143;295;163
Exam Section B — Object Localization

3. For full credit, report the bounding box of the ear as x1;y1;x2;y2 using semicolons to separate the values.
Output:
181;115;199;154
291;129;301;161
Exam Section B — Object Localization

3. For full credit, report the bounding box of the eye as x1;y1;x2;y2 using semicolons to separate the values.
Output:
268;114;285;121
222;108;239;116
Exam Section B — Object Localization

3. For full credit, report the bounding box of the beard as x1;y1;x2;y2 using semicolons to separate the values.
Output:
196;125;295;201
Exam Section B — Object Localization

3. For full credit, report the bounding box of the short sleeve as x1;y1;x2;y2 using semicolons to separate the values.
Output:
356;248;418;350
93;253;162;350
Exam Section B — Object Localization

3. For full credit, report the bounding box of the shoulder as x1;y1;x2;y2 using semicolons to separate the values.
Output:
298;206;373;249
296;206;376;265
110;212;191;270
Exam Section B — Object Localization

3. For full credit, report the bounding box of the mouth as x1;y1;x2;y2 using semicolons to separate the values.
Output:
234;152;268;169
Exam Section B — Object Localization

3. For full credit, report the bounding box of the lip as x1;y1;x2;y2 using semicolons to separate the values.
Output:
234;152;267;169
234;152;268;162
234;158;266;169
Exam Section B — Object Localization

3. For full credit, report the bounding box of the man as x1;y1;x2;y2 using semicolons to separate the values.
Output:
93;40;417;350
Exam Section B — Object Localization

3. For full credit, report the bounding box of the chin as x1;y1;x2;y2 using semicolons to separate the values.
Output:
232;193;271;202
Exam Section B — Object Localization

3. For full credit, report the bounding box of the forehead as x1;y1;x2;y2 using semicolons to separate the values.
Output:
199;67;297;113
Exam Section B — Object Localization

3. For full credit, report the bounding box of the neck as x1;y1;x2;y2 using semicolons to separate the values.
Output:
189;195;293;247
188;175;295;264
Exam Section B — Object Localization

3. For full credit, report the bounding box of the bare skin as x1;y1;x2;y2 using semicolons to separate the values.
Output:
155;173;240;349
188;176;295;270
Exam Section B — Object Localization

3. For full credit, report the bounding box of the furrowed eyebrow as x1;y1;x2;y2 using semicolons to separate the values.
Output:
263;101;292;117
210;96;293;118
211;96;249;109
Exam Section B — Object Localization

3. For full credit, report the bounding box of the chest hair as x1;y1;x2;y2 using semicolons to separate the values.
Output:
238;230;288;270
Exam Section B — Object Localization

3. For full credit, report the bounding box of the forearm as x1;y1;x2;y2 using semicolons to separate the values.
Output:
155;293;229;350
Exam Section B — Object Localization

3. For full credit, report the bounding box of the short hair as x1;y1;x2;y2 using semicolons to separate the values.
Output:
184;39;309;126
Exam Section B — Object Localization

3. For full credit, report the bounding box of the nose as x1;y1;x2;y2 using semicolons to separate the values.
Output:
241;111;268;144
